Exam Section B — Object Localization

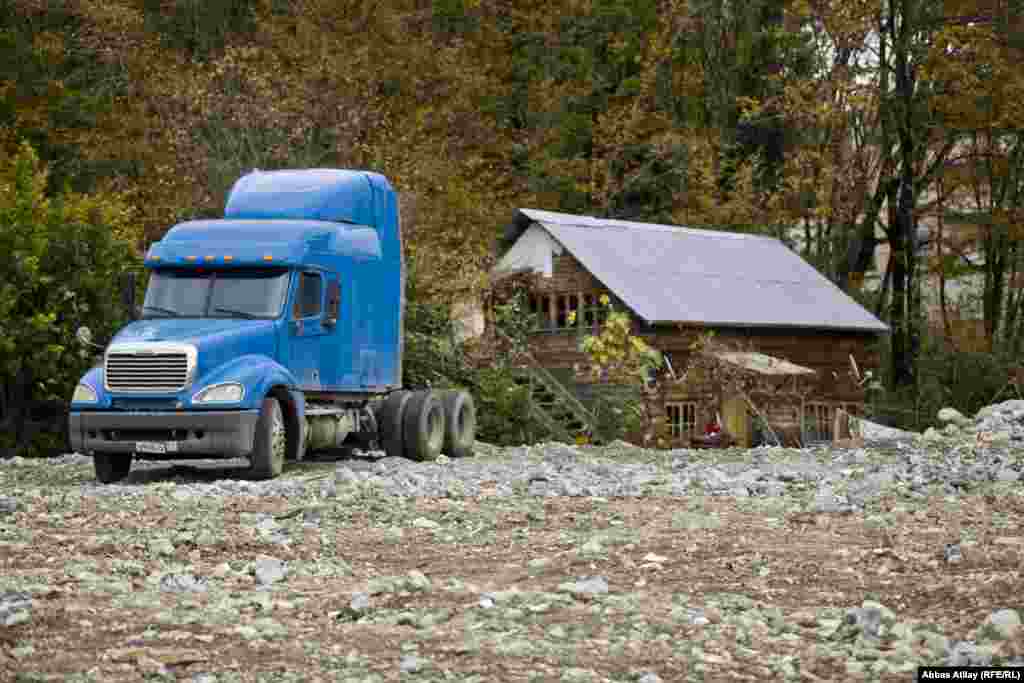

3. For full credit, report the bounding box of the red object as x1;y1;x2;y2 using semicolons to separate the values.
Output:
704;421;721;435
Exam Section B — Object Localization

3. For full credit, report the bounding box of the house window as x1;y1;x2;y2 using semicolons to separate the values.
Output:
556;294;568;328
804;402;833;443
666;402;697;440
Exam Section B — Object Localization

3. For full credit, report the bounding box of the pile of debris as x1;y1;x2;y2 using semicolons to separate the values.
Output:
854;399;1024;448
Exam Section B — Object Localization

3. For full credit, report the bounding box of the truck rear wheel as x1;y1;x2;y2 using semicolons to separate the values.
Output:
377;391;410;460
250;397;287;479
94;453;132;483
440;390;476;458
403;390;445;462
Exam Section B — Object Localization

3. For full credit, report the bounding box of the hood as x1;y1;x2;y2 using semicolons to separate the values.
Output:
113;318;278;344
111;318;278;381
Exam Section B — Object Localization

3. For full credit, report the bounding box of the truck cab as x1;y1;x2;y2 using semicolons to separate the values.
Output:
68;169;476;482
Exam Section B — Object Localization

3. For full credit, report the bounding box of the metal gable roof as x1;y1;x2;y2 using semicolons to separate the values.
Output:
507;209;889;333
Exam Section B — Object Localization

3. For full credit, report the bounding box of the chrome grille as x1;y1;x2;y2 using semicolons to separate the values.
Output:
105;343;196;393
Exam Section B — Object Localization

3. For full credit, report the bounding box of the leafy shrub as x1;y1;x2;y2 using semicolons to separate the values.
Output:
0;142;137;455
868;330;1022;430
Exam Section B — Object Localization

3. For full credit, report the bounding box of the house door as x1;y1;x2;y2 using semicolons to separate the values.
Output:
722;396;750;448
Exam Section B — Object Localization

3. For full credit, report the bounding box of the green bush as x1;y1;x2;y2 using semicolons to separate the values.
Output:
0;142;136;456
868;330;1021;431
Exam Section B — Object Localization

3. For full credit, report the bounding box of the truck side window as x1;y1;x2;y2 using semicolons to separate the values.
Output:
296;272;322;318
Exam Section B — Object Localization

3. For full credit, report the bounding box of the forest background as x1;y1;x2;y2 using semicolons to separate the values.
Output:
2;0;1023;453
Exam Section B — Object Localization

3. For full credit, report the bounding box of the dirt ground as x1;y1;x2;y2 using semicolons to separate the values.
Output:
2;457;1023;682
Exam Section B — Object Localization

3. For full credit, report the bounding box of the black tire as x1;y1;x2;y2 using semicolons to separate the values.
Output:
94;453;132;483
250;397;287;480
377;391;411;459
440;389;476;458
403;390;445;462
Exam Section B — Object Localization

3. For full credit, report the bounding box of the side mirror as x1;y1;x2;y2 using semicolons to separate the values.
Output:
76;326;93;346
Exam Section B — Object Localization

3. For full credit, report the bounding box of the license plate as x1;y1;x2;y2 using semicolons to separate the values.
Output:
135;441;179;454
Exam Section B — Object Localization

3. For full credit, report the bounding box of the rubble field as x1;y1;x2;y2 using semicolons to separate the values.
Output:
2;400;1024;682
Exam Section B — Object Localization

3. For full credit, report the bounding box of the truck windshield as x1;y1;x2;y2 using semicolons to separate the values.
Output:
142;269;290;319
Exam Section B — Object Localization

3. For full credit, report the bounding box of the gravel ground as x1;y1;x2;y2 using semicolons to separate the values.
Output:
2;401;1024;681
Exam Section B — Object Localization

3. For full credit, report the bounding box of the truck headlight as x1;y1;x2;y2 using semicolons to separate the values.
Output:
71;383;98;403
192;382;245;404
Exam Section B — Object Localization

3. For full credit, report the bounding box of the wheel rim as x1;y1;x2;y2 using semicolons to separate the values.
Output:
271;403;287;464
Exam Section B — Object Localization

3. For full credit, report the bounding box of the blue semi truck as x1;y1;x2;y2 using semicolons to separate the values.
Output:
68;168;476;482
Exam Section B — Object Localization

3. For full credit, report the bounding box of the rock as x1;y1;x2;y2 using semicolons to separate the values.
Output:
642;552;668;564
400;655;425;673
478;596;495;609
335;466;361;484
435;454;450;465
412;517;440;530
811;487;850;514
981;609;1021;640
0;496;17;515
561;576;609;597
349;592;371;612
0;591;32;626
320;479;338;498
845;605;883;639
997;468;1020;482
921;427;945;444
858;418;918;443
638;674;662;683
159;573;208;593
937;407;969;426
944;543;963;565
254;557;287;585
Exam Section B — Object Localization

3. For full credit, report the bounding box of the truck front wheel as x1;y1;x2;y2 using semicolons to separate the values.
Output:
94;453;132;483
250;397;287;479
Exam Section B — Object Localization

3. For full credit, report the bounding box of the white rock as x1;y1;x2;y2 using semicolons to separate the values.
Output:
254;556;287;585
937;407;969;426
984;609;1021;640
412;517;440;530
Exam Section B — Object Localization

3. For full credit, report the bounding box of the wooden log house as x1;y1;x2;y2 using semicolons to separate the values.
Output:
491;209;889;447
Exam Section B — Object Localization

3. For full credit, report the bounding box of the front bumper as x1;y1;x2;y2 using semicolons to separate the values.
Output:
69;410;260;458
